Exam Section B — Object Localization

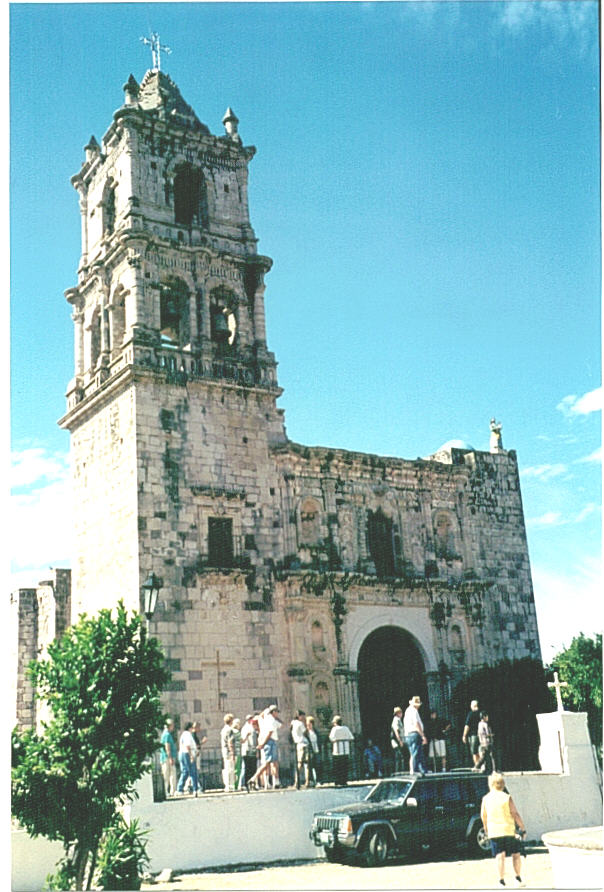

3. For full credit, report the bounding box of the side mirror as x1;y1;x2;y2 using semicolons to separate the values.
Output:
406;797;418;808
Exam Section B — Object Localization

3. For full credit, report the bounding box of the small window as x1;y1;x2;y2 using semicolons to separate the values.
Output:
415;782;435;807
367;508;396;577
208;517;234;568
441;780;462;802
224;183;230;193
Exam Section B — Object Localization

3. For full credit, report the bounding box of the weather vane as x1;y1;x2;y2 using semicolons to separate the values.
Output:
140;32;171;72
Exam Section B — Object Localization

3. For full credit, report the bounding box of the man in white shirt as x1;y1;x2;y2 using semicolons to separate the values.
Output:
329;715;354;786
290;709;310;788
176;721;199;794
391;706;405;773
249;705;282;789
403;695;428;775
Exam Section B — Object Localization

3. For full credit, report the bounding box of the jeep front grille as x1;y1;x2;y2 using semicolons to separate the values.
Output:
315;816;341;832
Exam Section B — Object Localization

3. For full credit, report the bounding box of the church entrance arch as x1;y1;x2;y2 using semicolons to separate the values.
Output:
357;626;427;764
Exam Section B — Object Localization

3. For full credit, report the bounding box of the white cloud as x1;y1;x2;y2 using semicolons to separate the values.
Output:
11;447;70;491
575;446;602;464
573;502;600;524
527;502;601;529
527;511;563;529
520;463;568;480
10;448;73;589
557;386;602;418
532;557;602;663
498;0;596;52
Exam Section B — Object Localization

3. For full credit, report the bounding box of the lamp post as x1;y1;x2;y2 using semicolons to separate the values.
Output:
141;572;162;629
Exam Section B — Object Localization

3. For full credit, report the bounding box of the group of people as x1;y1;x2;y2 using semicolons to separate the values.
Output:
383;695;495;776
220;706;353;791
160;696;497;795
160;718;208;796
389;696;451;776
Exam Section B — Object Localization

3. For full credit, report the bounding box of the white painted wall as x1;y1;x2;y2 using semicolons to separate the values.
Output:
12;712;603;889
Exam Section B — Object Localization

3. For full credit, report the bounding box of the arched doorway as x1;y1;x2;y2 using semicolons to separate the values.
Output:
357;626;427;762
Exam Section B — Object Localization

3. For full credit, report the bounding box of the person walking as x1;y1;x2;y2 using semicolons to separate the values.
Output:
403;695;428;775
232;718;243;789
480;772;527;887
290;709;310;788
425;709;451;772
249;705;282;790
306;715;321;786
240;714;259;790
462;699;481;767
329;715;354;786
176;722;199;795
220;713;236;792
475;711;496;774
391;706;405;773
160;719;178;797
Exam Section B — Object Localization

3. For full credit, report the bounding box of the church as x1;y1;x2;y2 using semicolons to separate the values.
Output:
12;63;541;754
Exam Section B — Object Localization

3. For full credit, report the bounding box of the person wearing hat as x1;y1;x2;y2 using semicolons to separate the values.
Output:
403;695;428;775
391;706;405;773
329;715;354;786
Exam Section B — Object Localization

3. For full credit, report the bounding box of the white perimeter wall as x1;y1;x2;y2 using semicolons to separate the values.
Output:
12;712;603;890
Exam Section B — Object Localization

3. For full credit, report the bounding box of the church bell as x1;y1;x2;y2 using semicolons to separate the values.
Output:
212;309;230;342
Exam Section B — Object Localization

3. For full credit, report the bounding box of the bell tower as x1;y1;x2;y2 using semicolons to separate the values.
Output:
60;68;286;621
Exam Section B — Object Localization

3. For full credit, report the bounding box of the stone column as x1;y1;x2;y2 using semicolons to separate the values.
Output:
333;666;361;734
76;186;88;266
425;670;443;713
72;308;84;379
253;281;267;347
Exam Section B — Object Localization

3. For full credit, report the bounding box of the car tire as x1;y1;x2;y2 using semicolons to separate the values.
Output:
364;828;390;867
324;845;342;863
469;821;491;856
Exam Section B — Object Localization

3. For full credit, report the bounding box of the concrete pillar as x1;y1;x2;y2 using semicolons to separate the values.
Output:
537;711;599;780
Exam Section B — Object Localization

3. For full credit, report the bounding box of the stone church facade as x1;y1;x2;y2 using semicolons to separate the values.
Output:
13;68;541;751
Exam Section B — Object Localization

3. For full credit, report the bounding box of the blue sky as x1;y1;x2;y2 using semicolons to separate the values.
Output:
10;1;601;662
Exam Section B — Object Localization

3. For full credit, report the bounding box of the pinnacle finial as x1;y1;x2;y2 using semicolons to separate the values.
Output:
123;74;140;106
84;135;100;162
223;107;241;143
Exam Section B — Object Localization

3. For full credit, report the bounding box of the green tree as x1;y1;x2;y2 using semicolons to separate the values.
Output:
11;601;170;890
548;633;602;750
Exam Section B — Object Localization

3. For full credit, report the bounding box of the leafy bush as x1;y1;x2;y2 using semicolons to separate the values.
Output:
95;816;149;891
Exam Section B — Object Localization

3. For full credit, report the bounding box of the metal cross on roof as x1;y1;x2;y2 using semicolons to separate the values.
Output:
140;32;171;72
548;670;569;712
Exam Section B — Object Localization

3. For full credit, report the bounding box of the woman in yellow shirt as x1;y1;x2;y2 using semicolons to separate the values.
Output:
480;772;527;887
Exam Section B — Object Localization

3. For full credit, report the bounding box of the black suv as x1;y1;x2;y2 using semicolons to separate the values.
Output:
309;771;491;866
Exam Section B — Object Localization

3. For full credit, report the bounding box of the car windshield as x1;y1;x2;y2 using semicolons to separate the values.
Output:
365;780;413;803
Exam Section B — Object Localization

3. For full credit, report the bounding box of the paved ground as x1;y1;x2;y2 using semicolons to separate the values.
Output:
141;846;554;890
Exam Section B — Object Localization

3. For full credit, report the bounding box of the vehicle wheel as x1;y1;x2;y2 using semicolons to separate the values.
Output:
324;845;341;863
470;821;491;856
365;829;390;867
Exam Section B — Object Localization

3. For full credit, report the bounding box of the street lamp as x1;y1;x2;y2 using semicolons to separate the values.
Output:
141;572;162;623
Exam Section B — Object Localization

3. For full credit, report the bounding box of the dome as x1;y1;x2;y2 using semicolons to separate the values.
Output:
435;439;474;453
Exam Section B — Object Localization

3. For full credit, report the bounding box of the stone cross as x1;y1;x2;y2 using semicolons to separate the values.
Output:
548;671;568;712
140;32;172;71
201;649;235;710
